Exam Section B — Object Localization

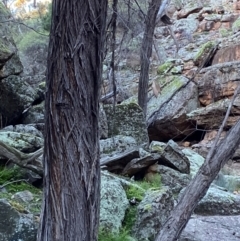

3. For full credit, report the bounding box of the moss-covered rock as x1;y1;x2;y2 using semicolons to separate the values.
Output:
0;131;43;152
194;41;216;66
232;18;240;33
104;102;149;146
132;188;173;241
0;199;37;241
157;61;173;75
0;2;22;73
100;172;129;233
157;59;183;76
147;75;198;141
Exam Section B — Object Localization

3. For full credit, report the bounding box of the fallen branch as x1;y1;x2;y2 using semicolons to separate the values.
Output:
0;140;43;176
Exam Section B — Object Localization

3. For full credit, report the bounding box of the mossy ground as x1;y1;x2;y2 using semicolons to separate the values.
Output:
98;228;133;241
99;175;161;240
0;166;42;215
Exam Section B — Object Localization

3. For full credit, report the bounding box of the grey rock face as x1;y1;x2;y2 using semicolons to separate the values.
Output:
132;188;174;241
180;215;240;241
195;186;240;215
100;135;137;157
182;148;205;177
2;124;43;138
104;102;149;146
0;131;43;152
147;76;198;141
11;191;34;203
0;199;36;241
160;140;190;174
100;172;129;232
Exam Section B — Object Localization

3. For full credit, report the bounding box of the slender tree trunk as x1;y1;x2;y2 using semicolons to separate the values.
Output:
156;119;240;240
37;1;107;241
138;0;162;117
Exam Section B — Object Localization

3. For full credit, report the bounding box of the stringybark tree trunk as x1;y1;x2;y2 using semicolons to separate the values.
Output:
37;1;107;241
138;0;162;117
155;119;240;240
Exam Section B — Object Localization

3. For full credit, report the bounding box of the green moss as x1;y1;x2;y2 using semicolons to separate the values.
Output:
0;166;23;185
123;205;138;232
233;19;240;29
0;166;42;215
98;228;133;241
126;185;145;202
6;182;40;195
120;175;162;237
0;166;40;194
151;145;164;153
219;28;231;37
38;81;46;90
157;61;173;75
125;175;162;202
194;41;215;65
161;76;183;95
143;203;152;211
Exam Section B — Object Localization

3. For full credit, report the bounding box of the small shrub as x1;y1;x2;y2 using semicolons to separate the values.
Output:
0;166;40;195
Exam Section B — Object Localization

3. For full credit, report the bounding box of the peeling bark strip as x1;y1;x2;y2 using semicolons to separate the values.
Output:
37;1;107;241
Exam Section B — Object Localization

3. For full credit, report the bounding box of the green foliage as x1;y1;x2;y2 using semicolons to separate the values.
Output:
98;228;133;241
0;166;23;185
123;205;138;231
219;28;230;37
122;174;162;233
0;166;42;214
0;166;40;194
41;2;52;31
126;184;145;202
126;175;162;202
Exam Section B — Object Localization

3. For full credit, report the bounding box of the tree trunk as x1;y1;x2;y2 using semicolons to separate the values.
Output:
37;1;107;241
138;0;162;117
155;119;240;240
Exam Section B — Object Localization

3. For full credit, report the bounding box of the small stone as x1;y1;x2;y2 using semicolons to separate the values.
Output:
11;190;34;203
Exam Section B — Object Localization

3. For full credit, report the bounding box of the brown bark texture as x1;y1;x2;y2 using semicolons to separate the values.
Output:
156;118;240;240
37;1;107;241
138;0;162;116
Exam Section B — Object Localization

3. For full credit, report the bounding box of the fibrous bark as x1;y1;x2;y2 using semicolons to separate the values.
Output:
37;1;107;241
